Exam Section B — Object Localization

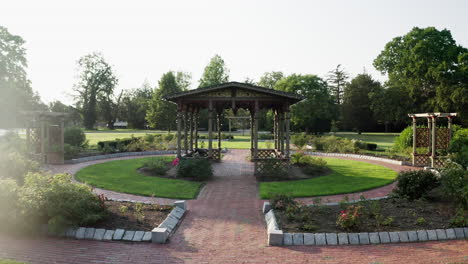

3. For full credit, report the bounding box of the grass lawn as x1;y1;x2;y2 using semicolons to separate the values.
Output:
75;156;203;199
0;260;28;264
259;157;397;199
328;132;398;150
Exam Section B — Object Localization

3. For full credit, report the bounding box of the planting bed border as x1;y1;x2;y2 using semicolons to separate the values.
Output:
45;200;186;244
262;201;467;246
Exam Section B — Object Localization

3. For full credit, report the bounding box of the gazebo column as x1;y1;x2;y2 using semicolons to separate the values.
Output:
184;109;188;154
427;117;432;155
279;111;285;154
412;116;417;166
208;100;213;157
176;106;183;159
217;112;222;159
285;110;291;158
253;100;259;159
274;110;278;150
250;111;254;157
431;116;436;167
447;116;453;141
194;109;199;149
189;109;194;152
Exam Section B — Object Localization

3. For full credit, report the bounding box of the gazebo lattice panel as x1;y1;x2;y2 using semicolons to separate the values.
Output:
256;149;281;159
254;158;290;177
412;153;431;166
435;128;450;149
415;128;430;148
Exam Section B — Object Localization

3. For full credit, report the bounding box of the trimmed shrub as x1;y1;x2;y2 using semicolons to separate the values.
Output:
19;173;107;233
448;128;468;168
97;138;135;150
292;133;309;150
312;136;356;153
270;193;297;211
440;165;468;209
393;126;412;152
64;127;88;148
394;170;439;200
366;143;378;151
177;158;212;181
64;144;82;160
0;152;40;184
143;159;169;176
0;179;19;230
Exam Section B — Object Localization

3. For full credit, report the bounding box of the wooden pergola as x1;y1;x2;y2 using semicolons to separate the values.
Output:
408;112;457;168
164;82;303;174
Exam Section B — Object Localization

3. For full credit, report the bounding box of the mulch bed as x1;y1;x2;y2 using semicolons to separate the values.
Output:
88;201;173;231
276;192;458;233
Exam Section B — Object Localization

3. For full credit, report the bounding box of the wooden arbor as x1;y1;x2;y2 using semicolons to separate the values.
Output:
164;82;303;173
23;111;67;165
408;113;457;168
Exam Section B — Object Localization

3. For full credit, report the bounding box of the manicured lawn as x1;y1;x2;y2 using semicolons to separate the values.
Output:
328;132;398;150
0;260;28;264
259;157;397;199
75;156;203;199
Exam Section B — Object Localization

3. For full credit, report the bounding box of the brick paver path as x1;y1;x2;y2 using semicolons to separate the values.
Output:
1;149;467;264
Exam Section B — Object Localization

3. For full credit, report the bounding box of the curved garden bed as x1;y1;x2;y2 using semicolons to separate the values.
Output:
75;156;203;199
259;157;398;199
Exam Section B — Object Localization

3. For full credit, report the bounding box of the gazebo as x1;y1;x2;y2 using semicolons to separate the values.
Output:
164;82;304;175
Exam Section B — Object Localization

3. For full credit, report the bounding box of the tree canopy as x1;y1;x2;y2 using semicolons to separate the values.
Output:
198;54;229;87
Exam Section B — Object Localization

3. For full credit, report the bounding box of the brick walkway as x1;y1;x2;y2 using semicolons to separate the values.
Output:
1;149;467;264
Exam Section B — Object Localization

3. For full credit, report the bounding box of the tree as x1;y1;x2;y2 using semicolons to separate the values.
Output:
326;64;348;104
120;81;153;129
175;71;192;91
275;74;337;133
342;74;381;133
0;26;45;128
73;52;118;129
374;27;468;125
258;71;284;89
146;72;185;131
49;100;82;126
98;89;123;129
198;55;229;87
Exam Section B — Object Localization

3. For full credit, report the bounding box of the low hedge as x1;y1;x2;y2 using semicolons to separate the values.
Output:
97;138;135;150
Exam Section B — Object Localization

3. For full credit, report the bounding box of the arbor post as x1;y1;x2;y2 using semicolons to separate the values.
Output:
279;111;285;154
184;109;188;154
250;110;254;156
285;110;291;158
427;117;432;155
253;100;259;159
208;100;213;157
189;109;194;152
194;109;198;149
412;116;417;165
274;110;278;150
431;115;436;167
176;106;182;159
217;112;222;159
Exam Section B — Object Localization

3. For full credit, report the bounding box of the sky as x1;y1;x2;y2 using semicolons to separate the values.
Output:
2;0;468;105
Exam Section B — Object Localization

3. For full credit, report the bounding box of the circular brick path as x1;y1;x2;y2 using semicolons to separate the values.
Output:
1;150;467;264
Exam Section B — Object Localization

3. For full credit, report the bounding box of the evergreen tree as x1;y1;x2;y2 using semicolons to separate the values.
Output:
326;64;348;105
199;55;229;87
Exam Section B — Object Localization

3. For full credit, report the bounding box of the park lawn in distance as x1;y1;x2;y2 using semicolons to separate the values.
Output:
75;156;202;199
259;157;397;199
327;132;398;150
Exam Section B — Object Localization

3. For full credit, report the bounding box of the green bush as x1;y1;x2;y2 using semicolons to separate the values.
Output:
97;138;135;150
143;159;169;176
64;144;82;160
177;158;212;181
292;133;309;150
394;170;439;200
448;128;468;168
393;126;413;152
270;193;298;211
64;127;88;148
440;165;468;209
311;136;356;153
0;179;19;229
19;173;107;233
0;152;40;184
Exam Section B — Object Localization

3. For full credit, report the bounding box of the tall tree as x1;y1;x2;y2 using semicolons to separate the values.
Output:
374;27;468;125
258;71;284;89
342;74;381;133
175;71;192;91
121;81;153;129
0;26;45;128
73;52;118;129
146;72;185;131
326;64;349;104
49;100;82;126
98;89;123;129
198;54;229;87
275;74;337;133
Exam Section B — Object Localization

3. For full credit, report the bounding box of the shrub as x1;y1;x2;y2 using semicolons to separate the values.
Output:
393;126;412;152
258;134;274;140
0;152;40;184
312;136;356;153
270;193;297;211
291;152;328;175
18;173;107;233
64;127;88;148
97;138;135;150
64;144;82;160
336;205;363;231
143;158;168;176
0;179;19;229
448;128;468;168
164;134;175;141
292;133;309;150
450;207;468;227
440;166;468;208
177;158;212;181
394;170;439;200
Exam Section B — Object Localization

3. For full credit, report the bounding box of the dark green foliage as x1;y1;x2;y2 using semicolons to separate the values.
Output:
291;133;309;150
448;128;468;168
97;138;135;151
270;193;298;211
198;54;229;87
440;166;468;209
366;143;378;151
143;159;169;176
311;136;357;153
63;144;82;160
64;127;88;148
19;173;107;233
393;126;413;152
120;82;153;129
177;158;212;181
394;170;439;200
291;152;328;175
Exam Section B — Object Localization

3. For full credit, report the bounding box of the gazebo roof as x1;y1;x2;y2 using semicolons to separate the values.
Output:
164;82;304;103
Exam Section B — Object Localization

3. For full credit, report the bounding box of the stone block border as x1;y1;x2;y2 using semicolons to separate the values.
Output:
65;150;178;164
45;200;186;244
303;151;404;166
263;202;467;246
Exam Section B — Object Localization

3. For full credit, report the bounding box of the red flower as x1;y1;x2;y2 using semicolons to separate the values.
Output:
172;158;180;166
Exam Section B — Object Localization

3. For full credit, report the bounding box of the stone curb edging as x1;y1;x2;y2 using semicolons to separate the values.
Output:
151;201;187;243
303;151;404;166
65;150;178;164
44;200;186;244
262;202;467;246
